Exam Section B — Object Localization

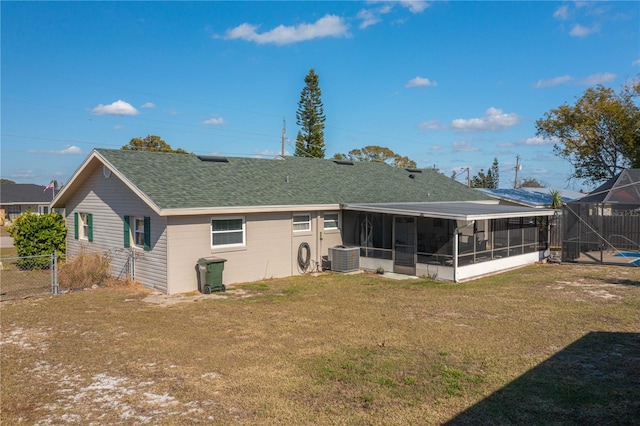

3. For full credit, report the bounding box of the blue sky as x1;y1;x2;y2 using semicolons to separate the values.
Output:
2;1;639;190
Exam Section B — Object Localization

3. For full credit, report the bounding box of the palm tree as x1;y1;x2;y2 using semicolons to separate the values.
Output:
549;189;563;209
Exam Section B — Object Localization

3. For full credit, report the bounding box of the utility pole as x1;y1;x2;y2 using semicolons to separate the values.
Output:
452;167;471;187
281;117;286;157
514;155;521;189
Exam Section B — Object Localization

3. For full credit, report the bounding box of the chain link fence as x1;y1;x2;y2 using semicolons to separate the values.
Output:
1;247;139;301
0;253;59;301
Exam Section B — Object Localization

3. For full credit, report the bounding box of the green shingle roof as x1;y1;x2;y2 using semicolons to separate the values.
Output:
96;149;490;210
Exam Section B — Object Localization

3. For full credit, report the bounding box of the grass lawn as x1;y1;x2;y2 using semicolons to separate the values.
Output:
1;264;639;425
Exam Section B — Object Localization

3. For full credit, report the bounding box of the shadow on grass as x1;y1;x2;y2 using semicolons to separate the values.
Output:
445;332;640;425
604;278;640;286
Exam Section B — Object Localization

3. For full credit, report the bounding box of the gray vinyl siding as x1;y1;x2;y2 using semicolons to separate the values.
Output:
64;163;168;292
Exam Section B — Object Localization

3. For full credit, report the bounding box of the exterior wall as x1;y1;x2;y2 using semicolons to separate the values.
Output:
360;257;394;274
416;263;454;281
366;251;541;282
64;163;168;292
1;203;50;220
167;212;292;294
456;251;540;281
166;210;344;294
319;211;343;261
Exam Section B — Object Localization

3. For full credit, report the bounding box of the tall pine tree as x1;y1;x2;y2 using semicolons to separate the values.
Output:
295;69;326;158
470;158;500;189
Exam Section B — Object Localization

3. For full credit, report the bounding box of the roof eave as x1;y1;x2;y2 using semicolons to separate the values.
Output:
158;204;342;216
51;149;162;215
342;202;557;220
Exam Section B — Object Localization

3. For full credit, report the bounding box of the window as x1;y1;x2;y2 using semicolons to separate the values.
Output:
74;212;93;242
124;216;150;250
133;217;146;247
211;217;245;248
293;214;311;232
6;205;21;219
324;212;339;230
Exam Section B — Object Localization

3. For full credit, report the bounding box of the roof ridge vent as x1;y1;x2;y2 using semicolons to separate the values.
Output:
333;160;354;166
405;168;422;173
197;155;229;163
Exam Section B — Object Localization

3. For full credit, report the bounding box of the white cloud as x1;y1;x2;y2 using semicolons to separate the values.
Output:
632;58;640;66
569;23;600;37
357;8;384;29
398;1;430;14
28;145;84;155
141;102;156;109
11;169;37;179
418;120;441;130
581;72;616;85
406;76;437;88
224;15;349;45
91;100;139;116
357;11;379;29
253;149;287;157
521;136;557;146
203;117;225;125
430;144;444;151
358;1;427;28
534;75;573;88
56;145;83;155
450;107;519;132
553;5;570;20
452;141;479;152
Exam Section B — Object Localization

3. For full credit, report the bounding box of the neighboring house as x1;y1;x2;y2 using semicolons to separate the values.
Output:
477;188;582;208
477;187;583;248
0;183;55;222
563;169;640;261
51;149;555;294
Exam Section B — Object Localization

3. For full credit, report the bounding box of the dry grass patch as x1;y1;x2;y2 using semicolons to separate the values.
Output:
58;250;112;290
1;264;639;425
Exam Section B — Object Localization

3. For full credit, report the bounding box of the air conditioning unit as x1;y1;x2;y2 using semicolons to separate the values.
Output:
328;246;360;273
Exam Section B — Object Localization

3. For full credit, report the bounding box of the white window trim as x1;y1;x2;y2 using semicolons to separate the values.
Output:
131;216;146;249
323;212;340;230
211;216;246;249
79;212;90;241
293;213;311;232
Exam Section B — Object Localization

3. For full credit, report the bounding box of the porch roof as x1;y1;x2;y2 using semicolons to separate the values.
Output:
342;201;557;220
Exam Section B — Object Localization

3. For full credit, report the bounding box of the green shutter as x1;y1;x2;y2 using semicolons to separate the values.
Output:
87;213;93;242
124;216;130;248
143;216;151;251
74;212;79;240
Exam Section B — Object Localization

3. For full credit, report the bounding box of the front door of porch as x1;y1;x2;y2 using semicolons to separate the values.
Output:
393;216;416;275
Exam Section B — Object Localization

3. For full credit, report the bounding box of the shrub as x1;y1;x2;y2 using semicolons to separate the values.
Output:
6;212;66;269
59;251;111;290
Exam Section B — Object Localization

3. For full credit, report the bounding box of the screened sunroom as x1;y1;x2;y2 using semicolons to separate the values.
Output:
341;202;555;282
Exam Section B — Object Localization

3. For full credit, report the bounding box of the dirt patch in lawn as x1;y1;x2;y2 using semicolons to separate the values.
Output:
141;287;258;306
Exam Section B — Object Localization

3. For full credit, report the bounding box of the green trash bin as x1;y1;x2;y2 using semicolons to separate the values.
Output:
197;257;227;293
